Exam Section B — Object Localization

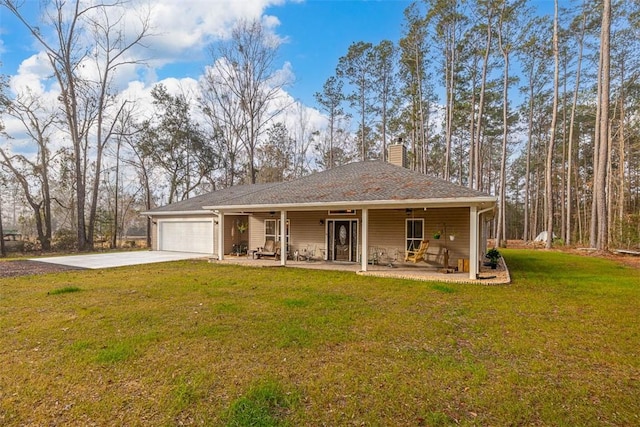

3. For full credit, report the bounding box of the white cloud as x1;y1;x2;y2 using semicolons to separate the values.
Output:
4;0;329;161
141;0;289;68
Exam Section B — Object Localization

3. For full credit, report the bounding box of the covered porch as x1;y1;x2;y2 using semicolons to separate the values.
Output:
213;204;496;281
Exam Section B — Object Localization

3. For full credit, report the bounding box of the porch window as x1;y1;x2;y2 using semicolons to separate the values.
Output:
265;219;290;245
406;218;424;251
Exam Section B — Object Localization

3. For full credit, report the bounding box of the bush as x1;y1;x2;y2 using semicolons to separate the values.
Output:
53;229;77;251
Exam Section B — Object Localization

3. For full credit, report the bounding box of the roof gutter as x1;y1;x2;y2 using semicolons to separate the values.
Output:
140;210;214;216
203;196;497;212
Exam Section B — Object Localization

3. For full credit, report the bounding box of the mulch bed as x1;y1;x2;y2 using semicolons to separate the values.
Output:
0;260;84;278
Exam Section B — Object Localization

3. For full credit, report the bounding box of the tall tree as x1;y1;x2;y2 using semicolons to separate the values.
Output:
371;40;398;163
1;0;151;250
203;19;291;184
518;15;552;242
0;87;57;250
399;2;431;172
314;76;346;170
496;0;524;247
545;0;560;249
426;0;466;180
595;0;611;250
565;4;588;246
336;41;375;161
139;84;215;204
256;122;293;183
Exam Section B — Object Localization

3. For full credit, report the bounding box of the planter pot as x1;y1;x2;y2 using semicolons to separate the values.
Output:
449;235;455;241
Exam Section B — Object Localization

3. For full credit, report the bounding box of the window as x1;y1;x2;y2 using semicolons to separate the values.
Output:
265;219;290;245
406;219;424;251
265;219;277;243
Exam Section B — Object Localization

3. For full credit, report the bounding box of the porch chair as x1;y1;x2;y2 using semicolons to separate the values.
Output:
405;240;429;263
254;239;281;259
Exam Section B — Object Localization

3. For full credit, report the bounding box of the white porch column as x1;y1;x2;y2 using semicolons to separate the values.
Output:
217;211;225;260
280;210;287;266
469;206;478;279
361;208;369;272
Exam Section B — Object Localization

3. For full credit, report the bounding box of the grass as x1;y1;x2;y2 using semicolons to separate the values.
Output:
0;250;639;425
48;286;82;295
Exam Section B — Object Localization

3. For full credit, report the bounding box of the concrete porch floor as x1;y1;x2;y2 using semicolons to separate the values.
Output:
211;255;511;285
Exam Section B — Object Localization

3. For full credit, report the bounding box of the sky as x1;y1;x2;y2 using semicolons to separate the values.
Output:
0;0;412;115
0;0;557;159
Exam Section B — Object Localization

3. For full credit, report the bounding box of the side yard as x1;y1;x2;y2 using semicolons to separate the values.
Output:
0;250;638;425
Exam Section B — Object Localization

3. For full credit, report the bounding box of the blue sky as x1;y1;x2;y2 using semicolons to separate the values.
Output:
268;0;412;105
147;0;414;107
0;0;556;153
0;0;411;110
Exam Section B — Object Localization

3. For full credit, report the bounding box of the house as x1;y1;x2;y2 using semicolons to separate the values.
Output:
142;145;497;280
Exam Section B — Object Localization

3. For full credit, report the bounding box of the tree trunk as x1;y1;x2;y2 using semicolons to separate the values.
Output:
545;0;560;250
566;11;586;246
595;0;611;250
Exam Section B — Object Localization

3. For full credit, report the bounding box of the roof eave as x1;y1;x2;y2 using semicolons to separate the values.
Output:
204;196;497;212
141;210;215;216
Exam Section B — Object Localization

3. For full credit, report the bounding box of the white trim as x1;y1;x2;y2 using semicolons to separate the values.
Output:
203;197;497;212
280;211;287;266
326;218;359;263
469;206;478;279
217;211;225;260
361;209;369;271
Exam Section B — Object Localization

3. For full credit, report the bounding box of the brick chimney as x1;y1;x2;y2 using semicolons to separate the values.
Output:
388;137;408;168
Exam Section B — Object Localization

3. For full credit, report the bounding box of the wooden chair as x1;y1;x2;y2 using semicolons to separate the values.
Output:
405;240;429;263
254;240;281;259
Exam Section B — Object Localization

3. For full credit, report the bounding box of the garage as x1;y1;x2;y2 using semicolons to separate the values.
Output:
158;219;214;254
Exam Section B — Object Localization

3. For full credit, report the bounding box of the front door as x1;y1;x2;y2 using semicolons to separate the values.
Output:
328;220;358;262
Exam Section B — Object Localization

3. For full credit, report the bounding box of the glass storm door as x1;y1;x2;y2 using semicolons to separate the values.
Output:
328;220;357;262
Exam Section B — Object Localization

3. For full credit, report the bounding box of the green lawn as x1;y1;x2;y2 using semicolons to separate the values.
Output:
1;250;639;426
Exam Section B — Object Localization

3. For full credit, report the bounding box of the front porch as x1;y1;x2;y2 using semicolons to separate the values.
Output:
211;255;511;285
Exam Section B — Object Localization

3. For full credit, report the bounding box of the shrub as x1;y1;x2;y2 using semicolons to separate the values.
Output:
53;228;77;251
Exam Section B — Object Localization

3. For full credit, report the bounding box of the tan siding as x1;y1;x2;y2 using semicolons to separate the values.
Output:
388;144;407;168
151;220;157;250
424;207;470;268
367;210;408;263
233;207;471;269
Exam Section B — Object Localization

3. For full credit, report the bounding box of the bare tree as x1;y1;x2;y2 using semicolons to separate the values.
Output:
1;0;151;250
0;89;57;250
203;19;291;184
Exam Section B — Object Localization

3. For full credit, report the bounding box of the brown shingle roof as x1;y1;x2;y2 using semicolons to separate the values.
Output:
214;161;494;209
145;183;278;213
147;161;495;214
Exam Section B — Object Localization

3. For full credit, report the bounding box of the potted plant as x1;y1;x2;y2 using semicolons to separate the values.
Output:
485;248;501;269
433;230;442;240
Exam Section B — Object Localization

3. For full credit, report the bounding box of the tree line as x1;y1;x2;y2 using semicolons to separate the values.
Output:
0;0;638;254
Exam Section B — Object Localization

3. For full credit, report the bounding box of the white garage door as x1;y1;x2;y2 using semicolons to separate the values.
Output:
158;220;214;254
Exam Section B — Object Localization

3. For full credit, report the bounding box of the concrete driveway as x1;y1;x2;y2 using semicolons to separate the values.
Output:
31;251;210;269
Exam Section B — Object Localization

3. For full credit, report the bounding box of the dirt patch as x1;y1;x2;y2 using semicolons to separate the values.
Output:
0;260;84;278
